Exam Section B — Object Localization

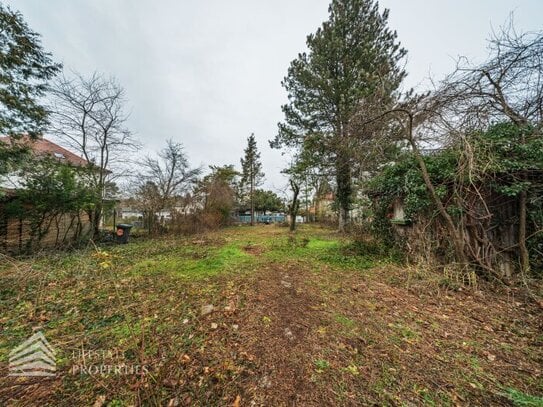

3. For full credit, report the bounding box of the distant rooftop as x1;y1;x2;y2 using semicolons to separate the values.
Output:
0;135;88;167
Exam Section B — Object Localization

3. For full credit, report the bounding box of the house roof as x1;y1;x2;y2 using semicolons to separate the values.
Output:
0;135;88;167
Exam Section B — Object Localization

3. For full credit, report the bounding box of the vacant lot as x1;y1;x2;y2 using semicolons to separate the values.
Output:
0;225;541;406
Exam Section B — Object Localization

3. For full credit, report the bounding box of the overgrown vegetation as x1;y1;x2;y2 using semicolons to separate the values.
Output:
1;225;540;405
367;122;543;277
3;157;96;252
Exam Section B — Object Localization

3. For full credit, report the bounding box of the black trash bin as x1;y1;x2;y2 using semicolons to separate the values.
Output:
115;224;133;244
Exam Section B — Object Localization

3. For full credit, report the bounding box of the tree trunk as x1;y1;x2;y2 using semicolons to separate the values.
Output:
250;175;255;226
92;203;103;240
112;207;117;232
305;177;309;223
338;207;346;232
336;154;351;233
289;180;300;232
289;211;297;232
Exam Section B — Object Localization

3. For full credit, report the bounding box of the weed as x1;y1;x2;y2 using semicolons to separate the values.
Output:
314;359;330;373
343;364;359;376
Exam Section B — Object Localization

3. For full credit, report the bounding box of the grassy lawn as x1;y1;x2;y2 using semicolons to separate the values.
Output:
0;224;541;406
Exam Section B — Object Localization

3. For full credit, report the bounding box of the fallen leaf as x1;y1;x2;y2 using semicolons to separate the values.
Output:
201;304;214;316
233;395;241;407
163;378;177;388
167;397;179;407
93;395;106;407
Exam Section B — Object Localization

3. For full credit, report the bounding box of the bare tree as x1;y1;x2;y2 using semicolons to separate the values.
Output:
48;72;139;238
137;139;200;233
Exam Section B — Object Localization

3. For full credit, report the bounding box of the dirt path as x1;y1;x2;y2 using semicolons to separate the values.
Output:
232;263;328;406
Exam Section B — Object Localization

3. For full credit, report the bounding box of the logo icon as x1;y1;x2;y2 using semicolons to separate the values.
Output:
8;331;56;377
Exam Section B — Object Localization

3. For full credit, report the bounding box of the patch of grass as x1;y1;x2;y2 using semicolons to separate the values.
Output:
411;385;453;406
388;322;419;344
334;314;356;328
469;356;481;371
130;243;251;278
306;239;338;250
317;249;376;269
505;388;543;407
314;359;330;373
178;244;250;276
370;363;398;395
109;320;142;343
87;313;125;330
268;235;335;254
266;234;379;270
399;326;418;341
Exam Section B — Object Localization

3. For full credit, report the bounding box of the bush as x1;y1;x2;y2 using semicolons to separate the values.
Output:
171;211;224;235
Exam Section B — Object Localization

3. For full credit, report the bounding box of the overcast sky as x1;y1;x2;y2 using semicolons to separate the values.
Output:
6;0;543;192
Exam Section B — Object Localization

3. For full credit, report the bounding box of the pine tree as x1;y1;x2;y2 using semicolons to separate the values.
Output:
0;4;61;177
0;4;60;136
240;133;264;226
271;0;406;231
